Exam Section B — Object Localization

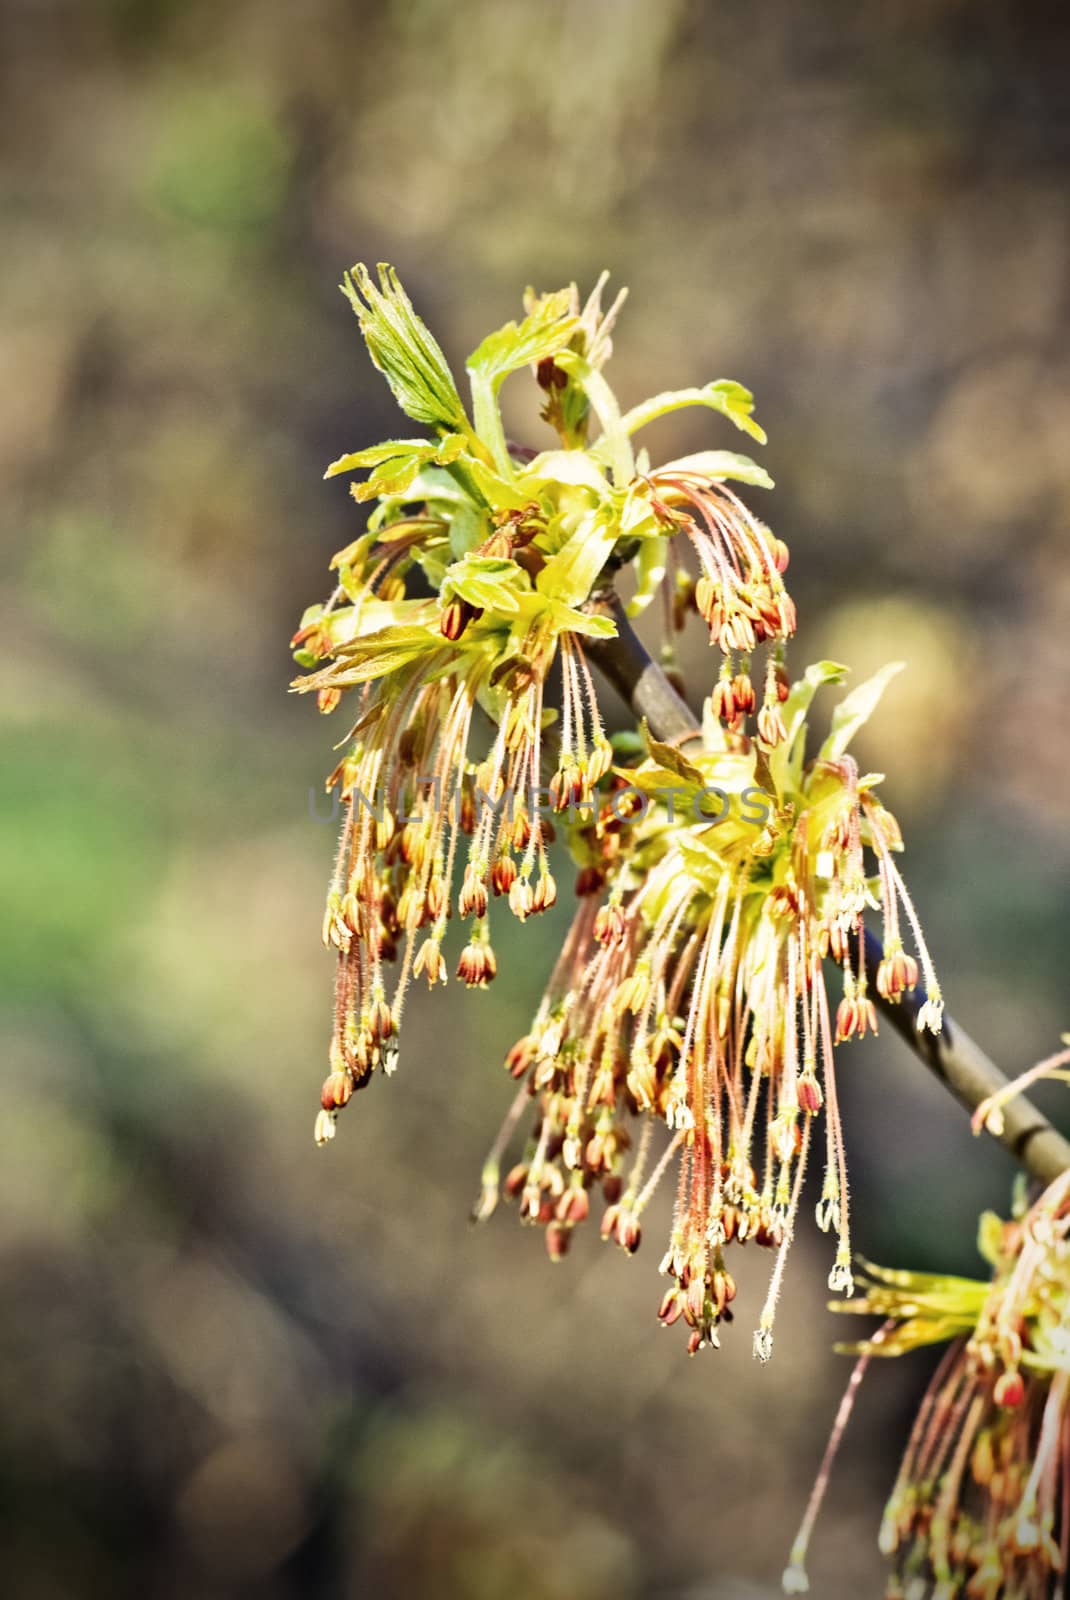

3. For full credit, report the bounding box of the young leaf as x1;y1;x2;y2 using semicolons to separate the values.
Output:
295;624;443;689
522;450;609;495
626;534;668;618
547;600;618;639
466;289;579;479
325;435;466;501
657;449;774;489
618;380;767;445
535;512;619;608
341;263;472;434
466;289;578;388
440;555;527;614
768;660;847;793
643;728;704;784
554;350;634;487
819;662;905;762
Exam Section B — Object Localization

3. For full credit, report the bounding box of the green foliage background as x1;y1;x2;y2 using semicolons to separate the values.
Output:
2;3;1069;1596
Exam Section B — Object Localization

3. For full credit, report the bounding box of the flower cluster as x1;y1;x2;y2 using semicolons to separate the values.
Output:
479;663;940;1358
294;264;940;1361
295;265;798;1140
785;1118;1070;1596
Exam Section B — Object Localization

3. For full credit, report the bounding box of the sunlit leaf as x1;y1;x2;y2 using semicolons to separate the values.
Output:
619;380;767;445
440;555;528;613
535;513;619;607
341;263;472;433
657;449;773;489
325;434;466;502
466;289;578;387
819;662;904;762
626;535;668;618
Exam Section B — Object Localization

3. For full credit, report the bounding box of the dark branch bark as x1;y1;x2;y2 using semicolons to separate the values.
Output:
585;593;1070;1188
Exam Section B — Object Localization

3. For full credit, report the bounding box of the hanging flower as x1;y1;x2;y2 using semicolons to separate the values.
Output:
785;1124;1070;1596
476;661;940;1358
293;265;798;1140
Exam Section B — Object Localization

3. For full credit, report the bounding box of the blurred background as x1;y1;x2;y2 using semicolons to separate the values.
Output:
2;2;1069;1596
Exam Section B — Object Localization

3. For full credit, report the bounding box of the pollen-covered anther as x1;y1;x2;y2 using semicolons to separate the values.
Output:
835;995;859;1043
439;598;482;641
574;864;605;896
732;670;756;716
458;867;488;919
710;669;736;724
413;938;447;987
601;1202;641;1253
317;687;342;715
587;736;613;785
993;1368;1026;1409
491;854;518;896
313;1109;337;1146
556;1184;590;1226
366;997;394;1042
593;902;627;947
876;945;919;1000
797;1070;824;1113
712;1269;737;1314
757;697;787;746
548;766;578;812
320;1069;354;1110
457;940;497;988
508;877;535;920
425;875;448;922
532;871;557;913
694;575;720;624
657;1287;684;1327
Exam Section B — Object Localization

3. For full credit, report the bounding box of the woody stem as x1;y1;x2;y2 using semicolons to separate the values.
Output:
584;590;1070;1187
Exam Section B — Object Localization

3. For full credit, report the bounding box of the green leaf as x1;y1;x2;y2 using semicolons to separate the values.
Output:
535;513;619;607
447;497;486;560
751;743;779;803
644;728;703;784
768;660;847;793
548;601;618;639
302;624;442;686
625;534;668;618
656;449;774;489
324;438;431;477
440;555;527;614
619;380;767;445
819;662;905;762
341;263;472;434
466;290;579;480
522;450;608;495
465;457;536;511
466;289;578;388
554;351;634;487
324;434;466;501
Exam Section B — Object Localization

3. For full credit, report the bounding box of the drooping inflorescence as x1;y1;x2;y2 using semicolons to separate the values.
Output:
482;672;941;1360
293;264;940;1358
785;1141;1070;1597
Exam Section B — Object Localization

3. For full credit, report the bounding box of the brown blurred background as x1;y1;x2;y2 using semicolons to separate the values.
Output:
2;2;1069;1596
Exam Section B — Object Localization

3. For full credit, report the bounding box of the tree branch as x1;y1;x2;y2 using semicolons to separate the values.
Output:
585;592;1070;1188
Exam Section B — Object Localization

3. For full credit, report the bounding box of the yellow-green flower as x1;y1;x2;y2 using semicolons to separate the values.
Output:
293;266;797;1140
787;1167;1070;1597
480;663;940;1358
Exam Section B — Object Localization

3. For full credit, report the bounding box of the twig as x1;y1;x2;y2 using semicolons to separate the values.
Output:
585;592;1070;1188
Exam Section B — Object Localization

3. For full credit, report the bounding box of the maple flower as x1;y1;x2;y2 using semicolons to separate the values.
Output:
785;1152;1070;1597
477;660;940;1357
292;265;795;1139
